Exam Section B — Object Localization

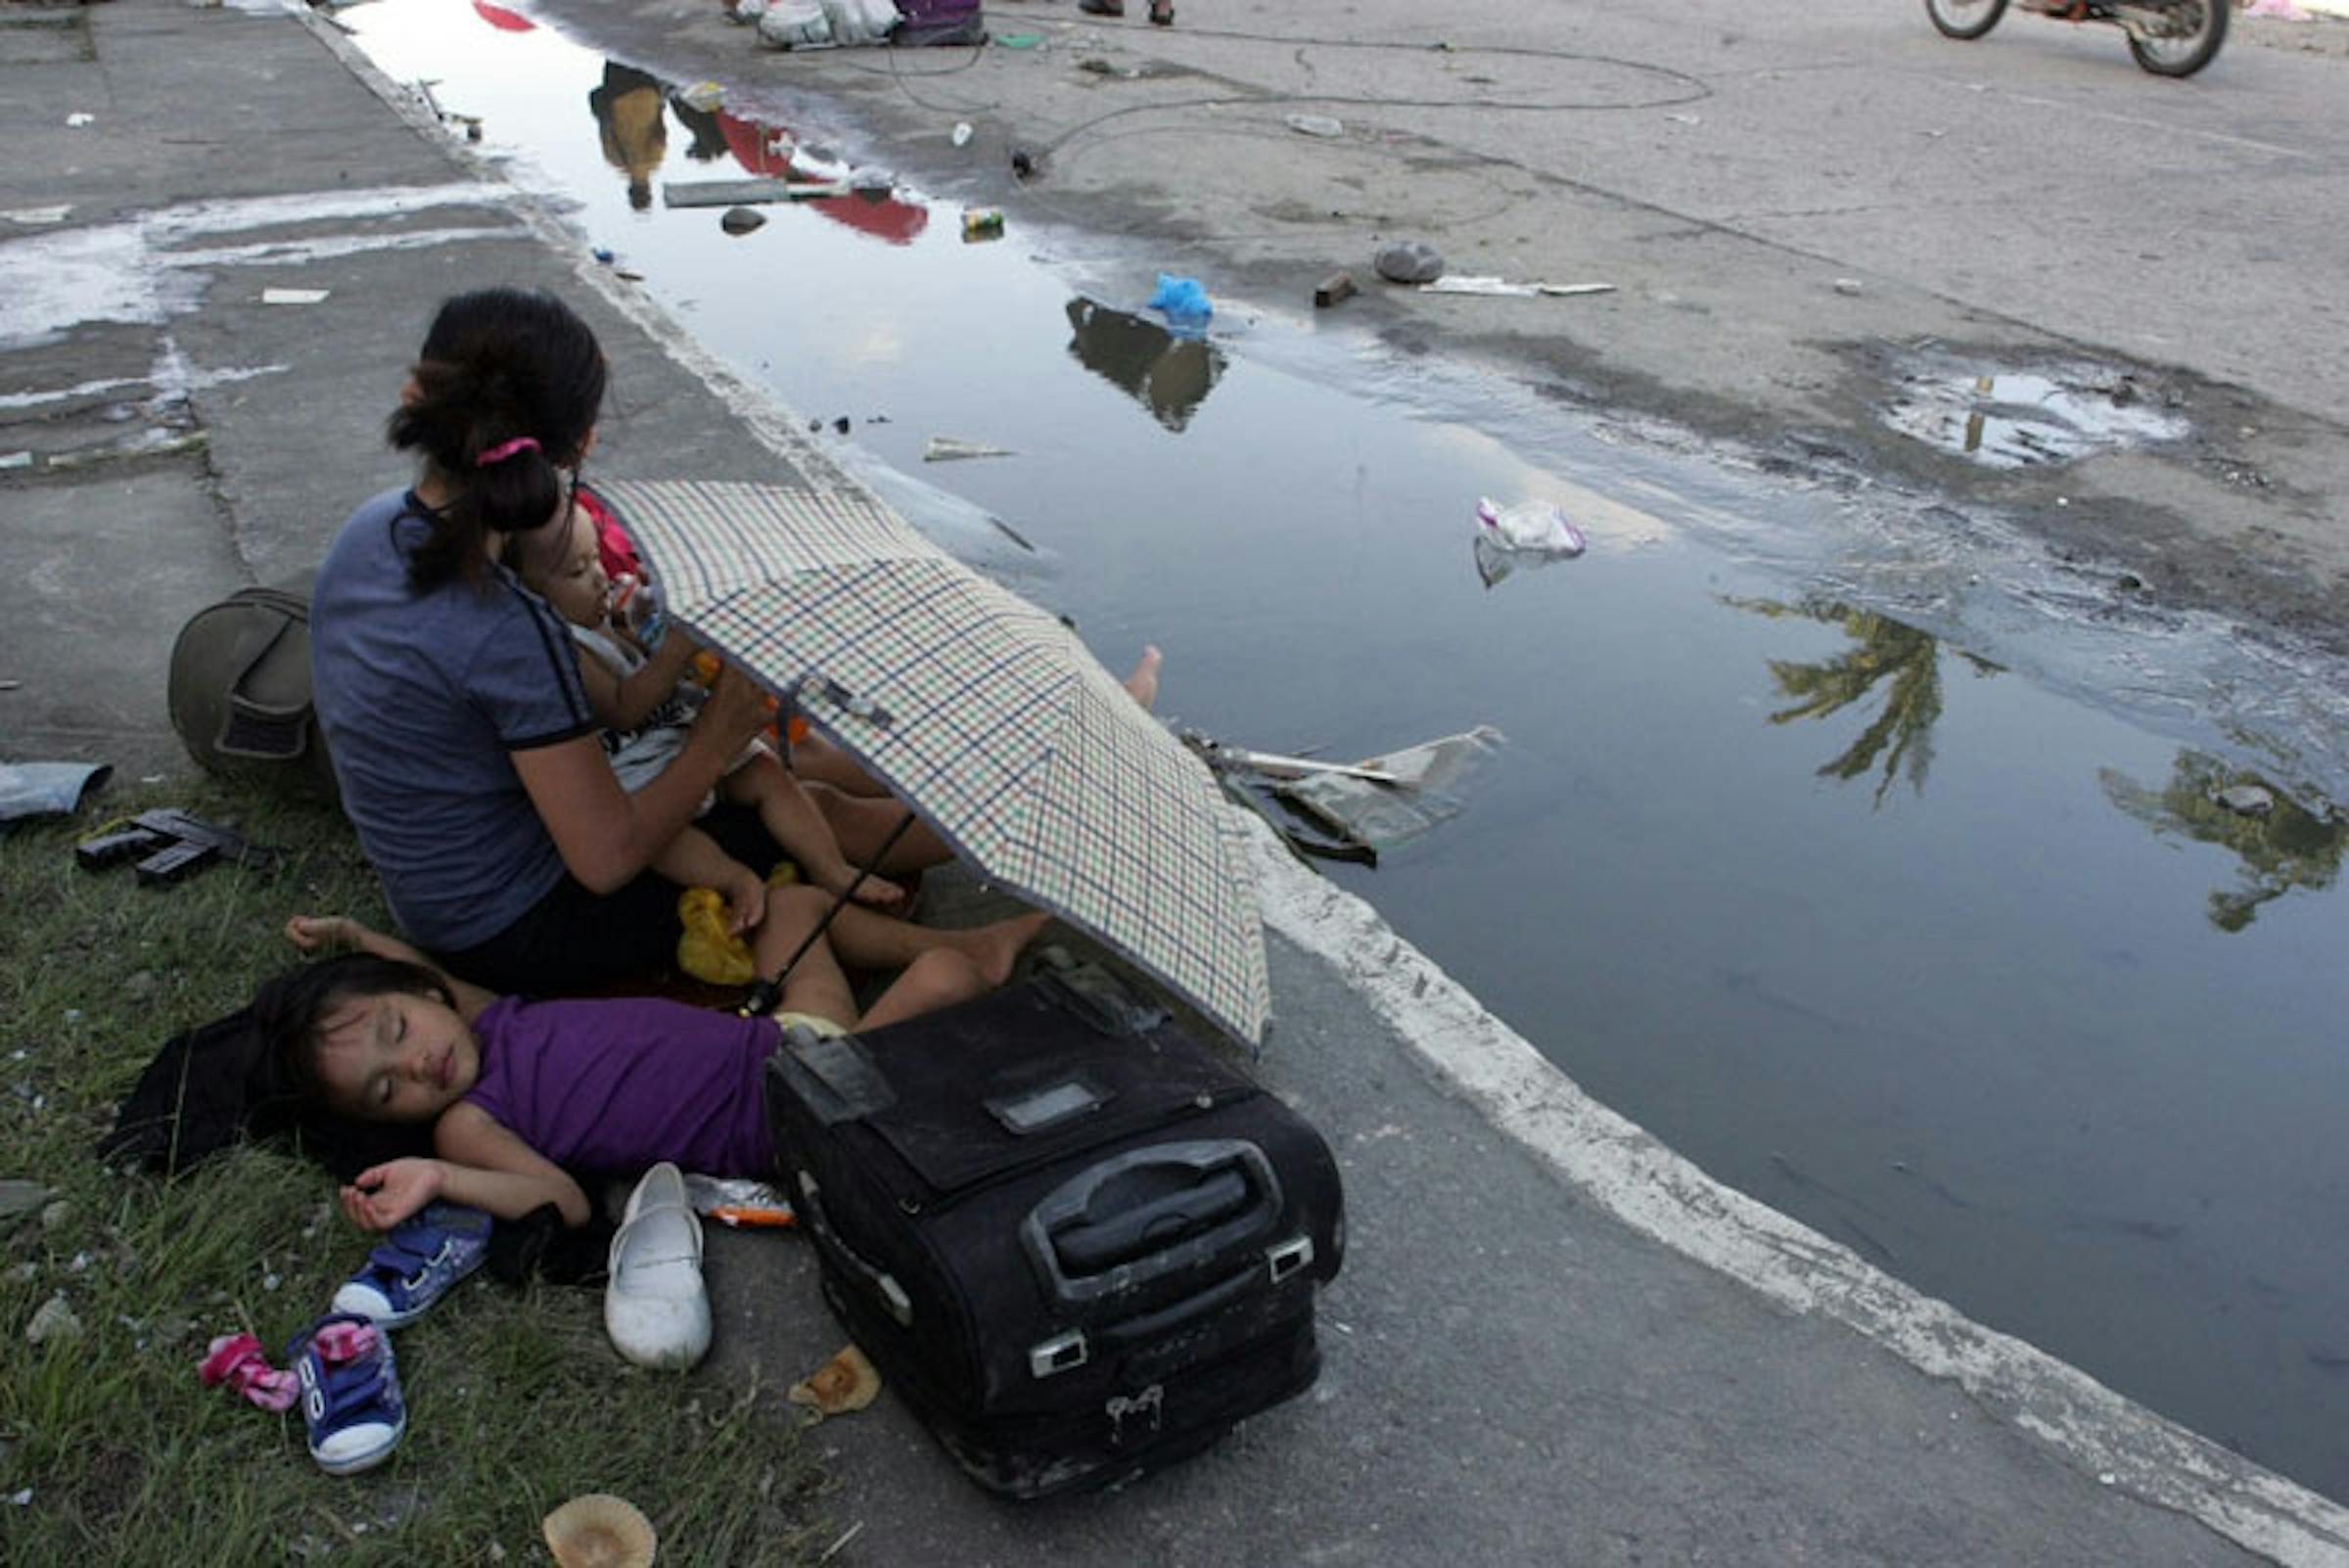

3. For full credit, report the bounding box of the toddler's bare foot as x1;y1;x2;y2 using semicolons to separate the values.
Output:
1123;645;1162;712
958;909;1053;988
818;864;907;912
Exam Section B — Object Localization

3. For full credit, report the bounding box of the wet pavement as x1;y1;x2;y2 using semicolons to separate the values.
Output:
301;0;2349;1506
7;2;2349;1562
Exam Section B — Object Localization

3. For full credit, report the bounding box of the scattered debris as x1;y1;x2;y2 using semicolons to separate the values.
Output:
680;1175;796;1228
789;1343;882;1419
1374;240;1445;285
66;113;94;129
591;246;616;262
1313;271;1358;308
951;120;974;147
0;452;31;471
541;1495;656;1568
679;79;726;112
1147;273;1212;331
961;207;1005;242
260;288;330;305
1475;496;1588;589
719;206;766;235
2;206;70;225
1189;742;1400;785
1279;727;1507;852
1010;146;1039;179
1665;112;1703;125
1285;113;1344;138
994;30;1044;47
2216;784;2276;817
1834;277;1865;297
1420;276;1614;298
1477;496;1586;556
924;437;1017;461
663;177;846;208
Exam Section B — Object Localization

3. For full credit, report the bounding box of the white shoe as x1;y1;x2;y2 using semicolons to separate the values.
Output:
605;1163;711;1370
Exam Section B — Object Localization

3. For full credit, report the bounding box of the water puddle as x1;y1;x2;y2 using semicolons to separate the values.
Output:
325;0;2349;1501
1881;356;2189;468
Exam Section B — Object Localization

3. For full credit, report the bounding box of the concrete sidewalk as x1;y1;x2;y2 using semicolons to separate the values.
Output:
4;4;2346;1563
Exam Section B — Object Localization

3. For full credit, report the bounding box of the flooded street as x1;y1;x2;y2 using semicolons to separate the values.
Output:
343;0;2349;1499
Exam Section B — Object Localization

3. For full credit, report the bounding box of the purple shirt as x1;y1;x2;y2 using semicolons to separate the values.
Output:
463;995;777;1177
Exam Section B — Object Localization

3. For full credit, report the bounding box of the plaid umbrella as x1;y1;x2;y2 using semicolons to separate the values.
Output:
591;479;1271;1046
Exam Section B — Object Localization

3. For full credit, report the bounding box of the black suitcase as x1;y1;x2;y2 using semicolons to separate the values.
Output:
763;965;1345;1499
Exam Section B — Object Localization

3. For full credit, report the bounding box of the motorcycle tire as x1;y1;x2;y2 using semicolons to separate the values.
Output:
1924;0;2009;40
2126;0;2227;76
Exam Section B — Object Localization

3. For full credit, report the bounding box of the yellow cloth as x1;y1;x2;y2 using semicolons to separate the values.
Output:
673;865;805;987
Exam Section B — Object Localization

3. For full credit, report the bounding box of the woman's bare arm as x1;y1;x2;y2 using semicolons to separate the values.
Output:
512;667;773;894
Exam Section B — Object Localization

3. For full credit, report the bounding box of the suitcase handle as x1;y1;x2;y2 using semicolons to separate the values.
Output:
1022;1139;1280;1306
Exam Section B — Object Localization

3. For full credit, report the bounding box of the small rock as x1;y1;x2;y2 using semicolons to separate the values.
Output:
1833;278;1864;296
7;1263;36;1284
123;970;158;1000
2115;574;2143;593
719;207;766;236
2215;784;2275;817
1374;240;1445;285
40;1201;69;1230
26;1292;82;1345
0;1180;50;1222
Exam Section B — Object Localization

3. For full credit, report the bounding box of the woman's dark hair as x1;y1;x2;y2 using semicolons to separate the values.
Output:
253;952;456;1111
387;288;608;592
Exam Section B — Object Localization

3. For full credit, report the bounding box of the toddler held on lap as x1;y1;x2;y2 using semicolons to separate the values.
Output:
512;498;908;929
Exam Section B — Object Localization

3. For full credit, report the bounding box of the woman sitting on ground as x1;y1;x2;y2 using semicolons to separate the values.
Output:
308;286;965;997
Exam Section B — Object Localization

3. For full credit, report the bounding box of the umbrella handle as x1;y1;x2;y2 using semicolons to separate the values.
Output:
741;808;922;1019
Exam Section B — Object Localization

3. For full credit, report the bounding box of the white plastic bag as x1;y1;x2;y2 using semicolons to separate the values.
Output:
821;0;901;45
1475;496;1586;556
758;0;833;48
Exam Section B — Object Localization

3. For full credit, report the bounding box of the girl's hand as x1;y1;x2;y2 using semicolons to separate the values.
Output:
701;665;776;754
340;1159;444;1231
721;868;768;937
286;915;363;952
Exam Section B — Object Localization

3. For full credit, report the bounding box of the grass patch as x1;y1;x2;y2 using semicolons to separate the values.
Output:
0;781;832;1565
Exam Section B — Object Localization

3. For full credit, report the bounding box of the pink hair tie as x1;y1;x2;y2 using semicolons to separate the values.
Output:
476;436;542;467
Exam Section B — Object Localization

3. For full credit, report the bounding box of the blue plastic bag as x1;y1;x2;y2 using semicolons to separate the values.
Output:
1147;274;1212;334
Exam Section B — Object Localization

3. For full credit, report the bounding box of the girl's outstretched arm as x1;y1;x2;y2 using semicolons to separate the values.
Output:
285;915;500;1023
340;1107;588;1229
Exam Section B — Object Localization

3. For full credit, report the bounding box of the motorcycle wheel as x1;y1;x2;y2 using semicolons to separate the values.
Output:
1925;0;2009;40
2127;0;2228;76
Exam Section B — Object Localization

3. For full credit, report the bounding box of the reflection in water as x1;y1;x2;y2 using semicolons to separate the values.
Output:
587;63;666;210
1732;598;2001;807
2100;756;2345;932
1065;298;1224;432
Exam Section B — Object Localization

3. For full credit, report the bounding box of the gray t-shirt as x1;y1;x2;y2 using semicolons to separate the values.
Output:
311;488;595;950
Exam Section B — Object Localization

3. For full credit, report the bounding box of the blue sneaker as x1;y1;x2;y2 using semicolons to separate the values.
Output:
289;1314;406;1476
332;1202;493;1328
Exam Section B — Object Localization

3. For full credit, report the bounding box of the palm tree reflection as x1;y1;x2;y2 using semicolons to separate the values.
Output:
2099;754;2344;932
1730;598;2001;807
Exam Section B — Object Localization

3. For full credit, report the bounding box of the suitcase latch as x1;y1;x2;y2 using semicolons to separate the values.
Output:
1030;1328;1090;1379
1266;1234;1314;1285
1105;1384;1163;1441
